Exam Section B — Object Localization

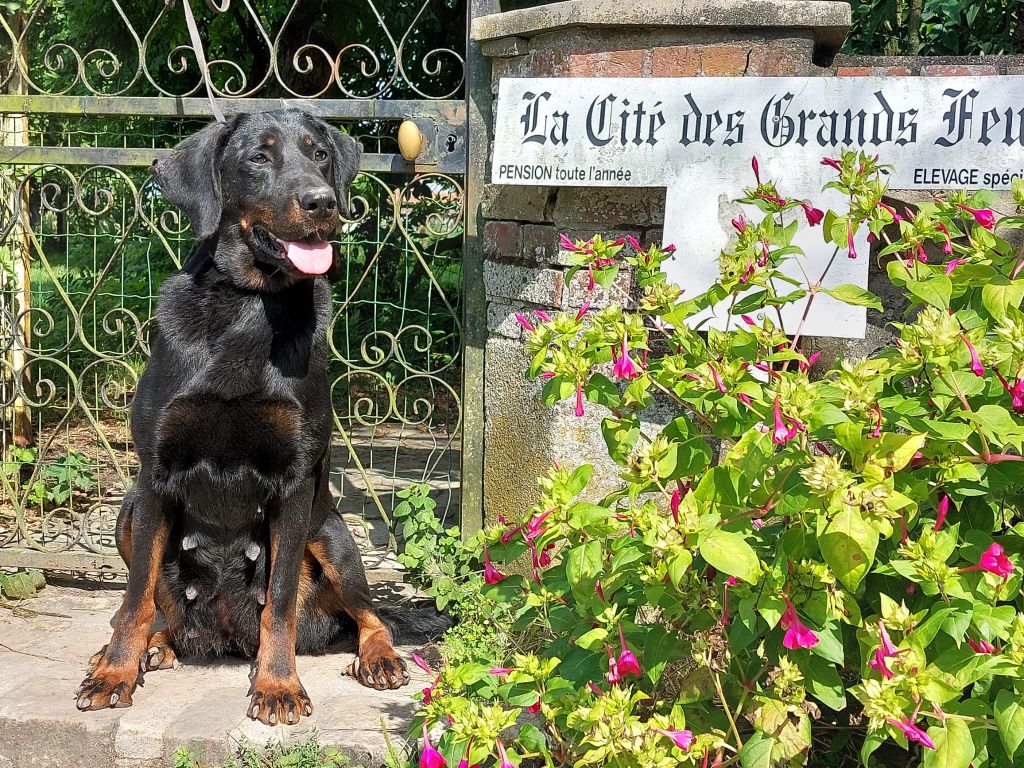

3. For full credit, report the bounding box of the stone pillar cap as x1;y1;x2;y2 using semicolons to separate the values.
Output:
471;0;852;58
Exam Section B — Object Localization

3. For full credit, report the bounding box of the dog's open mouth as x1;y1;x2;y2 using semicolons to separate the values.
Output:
252;225;333;276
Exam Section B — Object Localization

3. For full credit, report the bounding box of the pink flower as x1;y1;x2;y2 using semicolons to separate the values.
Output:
605;644;621;684
740;314;756;326
936;222;953;255
489;667;513;677
757;191;787;207
801;203;824;226
771;396;800;445
869;647;893;680
616;624;642;677
627;234;643;252
916;243;928;264
967;637;996;654
587;266;596;291
483;545;505;585
612;335;639;380
877;200;902;222
821;157;842;172
575;301;591;321
847;221;857;259
780;596;818;649
575;384;585;418
945;258;966;274
958;204;997;230
878;620;899;657
961;335;985;377
870;402;882;439
934;494;950;532
528;697;541;714
751;517;764;529
995;370;1024;414
979;542;1015;579
707;363;728;394
759;238;770;267
740;261;754;283
731;215;747;234
420;723;448;768
525;509;552;541
586;682;604;696
654;729;695;751
514;313;535;332
886;714;936;750
412;654;434;675
798;351;821;373
558;233;579;251
751;156;761;184
722;576;738;626
670;487;681;523
534;310;552;323
496;739;514;768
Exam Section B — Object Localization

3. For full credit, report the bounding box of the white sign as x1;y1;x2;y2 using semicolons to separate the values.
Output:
492;76;1024;338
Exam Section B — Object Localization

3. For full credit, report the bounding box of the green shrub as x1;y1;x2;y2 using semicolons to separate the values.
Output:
412;154;1024;768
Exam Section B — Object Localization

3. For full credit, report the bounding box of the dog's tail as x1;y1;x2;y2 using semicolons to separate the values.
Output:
378;600;454;643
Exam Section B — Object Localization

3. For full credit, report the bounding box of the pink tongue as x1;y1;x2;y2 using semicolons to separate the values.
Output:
283;239;333;275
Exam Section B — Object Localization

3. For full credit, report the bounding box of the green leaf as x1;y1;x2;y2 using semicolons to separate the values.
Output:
817;507;877;591
907;275;953;309
797;653;846;711
820;283;883;311
0;570;45;599
981;277;1024;319
699;529;759;584
924;717;975;768
602;415;640;466
576;627;609;651
517;723;548;757
739;732;773;768
565;541;603;604
995;689;1024;760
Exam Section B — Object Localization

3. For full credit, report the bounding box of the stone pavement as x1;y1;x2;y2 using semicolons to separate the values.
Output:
0;585;433;768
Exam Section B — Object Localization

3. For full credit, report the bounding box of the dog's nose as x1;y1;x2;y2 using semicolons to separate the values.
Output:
297;188;336;214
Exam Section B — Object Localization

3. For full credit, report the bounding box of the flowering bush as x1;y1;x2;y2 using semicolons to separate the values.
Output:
414;155;1024;768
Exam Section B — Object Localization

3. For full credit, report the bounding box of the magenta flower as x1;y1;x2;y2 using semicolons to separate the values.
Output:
558;233;578;251
528;697;541;714
886;714;936;750
878;620;899;657
945;258;966;274
737;393;753;409
525;509;552;541
669;487;681;523
771;396;801;445
740;314;756;326
798;351;821;373
489;667;513;677
575;384;585;418
958;204;997;230
821;157;842;172
627;234;642;253
575;301;591;321
752;156;761;184
751;517;764;529
616;624;642;677
934;494;950;532
936;222;953;255
759;238;770;267
739;260;754;283
877;200;902;222
780;596;818;649
495;739;514;768
722;576;738;626
412;654;434;675
870;402;882;439
847;221;857;260
916;243;928;264
979;542;1015;579
869;647;893;680
707;363;728;394
420;723;448;768
534;310;552;323
587;682;604;697
960;335;985;377
514;313;535;332
483;545;505;585
587;266;596;291
731;215;747;234
654;729;695;751
612;335;639;380
967;637;997;654
757;191;787;207
605;644;621;684
801;203;824;226
995;370;1024;414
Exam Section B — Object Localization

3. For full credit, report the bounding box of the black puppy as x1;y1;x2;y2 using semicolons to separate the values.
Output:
77;110;410;726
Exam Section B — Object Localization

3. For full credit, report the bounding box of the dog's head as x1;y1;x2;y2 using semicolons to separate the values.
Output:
153;109;361;289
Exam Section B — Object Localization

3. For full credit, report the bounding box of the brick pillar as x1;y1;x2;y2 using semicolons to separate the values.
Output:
471;0;852;525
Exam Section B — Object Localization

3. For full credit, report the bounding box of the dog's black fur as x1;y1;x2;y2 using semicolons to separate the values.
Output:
76;110;428;726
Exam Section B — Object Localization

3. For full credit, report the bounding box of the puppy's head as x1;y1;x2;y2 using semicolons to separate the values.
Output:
153;110;361;288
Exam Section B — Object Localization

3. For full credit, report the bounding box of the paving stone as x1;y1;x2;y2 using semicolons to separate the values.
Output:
0;585;431;767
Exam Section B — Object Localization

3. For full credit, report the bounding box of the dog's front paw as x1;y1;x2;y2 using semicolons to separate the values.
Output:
347;640;410;690
76;653;140;710
247;675;312;726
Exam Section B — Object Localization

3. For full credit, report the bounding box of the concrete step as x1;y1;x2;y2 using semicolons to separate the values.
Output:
0;585;433;768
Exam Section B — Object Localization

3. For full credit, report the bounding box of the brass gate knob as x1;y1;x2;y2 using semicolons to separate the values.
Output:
398;120;425;161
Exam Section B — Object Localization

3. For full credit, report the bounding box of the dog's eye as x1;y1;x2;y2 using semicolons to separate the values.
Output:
313;149;328;162
249;153;270;165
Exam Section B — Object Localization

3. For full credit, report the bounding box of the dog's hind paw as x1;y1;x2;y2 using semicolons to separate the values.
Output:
141;630;179;672
347;645;410;690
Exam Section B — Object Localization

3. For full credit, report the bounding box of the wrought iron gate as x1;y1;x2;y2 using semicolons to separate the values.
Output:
0;0;483;575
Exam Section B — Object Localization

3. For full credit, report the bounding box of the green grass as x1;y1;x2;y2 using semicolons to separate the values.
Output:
171;734;360;768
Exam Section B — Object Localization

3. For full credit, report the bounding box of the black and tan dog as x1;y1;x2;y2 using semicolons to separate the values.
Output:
76;110;417;726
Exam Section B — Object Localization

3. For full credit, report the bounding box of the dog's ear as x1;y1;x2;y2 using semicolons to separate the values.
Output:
152;119;236;240
318;122;362;216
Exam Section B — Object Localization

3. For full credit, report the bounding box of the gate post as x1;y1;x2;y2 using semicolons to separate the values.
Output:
469;0;851;525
